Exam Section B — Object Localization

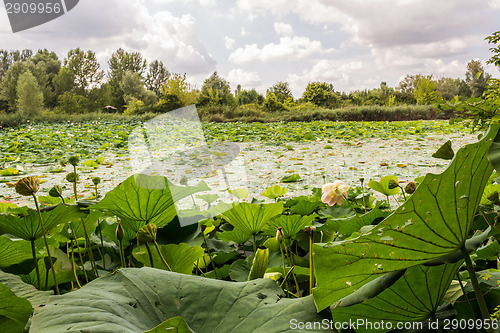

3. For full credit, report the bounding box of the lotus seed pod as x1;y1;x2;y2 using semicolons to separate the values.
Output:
15;176;40;196
68;156;80;166
66;172;79;183
276;227;284;244
48;185;63;198
405;181;417;194
92;177;101;185
137;223;157;243
388;179;399;190
116;223;124;242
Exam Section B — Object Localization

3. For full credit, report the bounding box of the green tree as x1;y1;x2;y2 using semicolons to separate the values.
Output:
414;75;441;105
236;89;264;105
302;82;338;108
465;60;491;98
263;91;287;112
53;67;75;97
108;48;148;109
267;81;293;103
65;48;103;94
145;60;169;97
157;73;197;112
56;91;90;114
119;71;157;106
198;72;234;106
16;71;44;117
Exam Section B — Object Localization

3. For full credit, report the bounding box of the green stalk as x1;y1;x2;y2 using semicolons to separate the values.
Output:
118;239;126;268
80;218;98;278
252;234;257;253
343;194;364;224
69;222;88;284
308;228;314;295
32;194;59;295
70;240;82;289
279;243;290;295
153;240;172;271
203;231;218;279
283;240;301;297
144;242;155;268
98;221;106;270
456;272;478;328
460;246;494;333
30;239;41;290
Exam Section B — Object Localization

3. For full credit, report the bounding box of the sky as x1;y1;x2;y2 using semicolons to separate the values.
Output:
1;0;500;98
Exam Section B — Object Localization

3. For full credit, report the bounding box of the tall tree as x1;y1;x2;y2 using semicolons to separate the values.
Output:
414;75;441;105
302;82;338;108
465;60;491;98
16;71;44;117
108;48;148;109
145;60;169;97
198;72;234;106
31;49;61;108
267;81;293;103
119;71;157;106
65;48;103;94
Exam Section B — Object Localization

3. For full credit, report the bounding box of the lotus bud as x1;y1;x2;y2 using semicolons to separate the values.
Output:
116;223;124;242
404;181;417;194
68;156;80;166
92;177;101;185
487;191;499;204
15;176;40;196
137;223;157;243
388;179;399;190
276;227;284;244
66;172;79;183
49;185;63;198
359;177;364;184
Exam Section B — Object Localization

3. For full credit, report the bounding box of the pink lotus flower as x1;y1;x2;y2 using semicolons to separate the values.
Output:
322;180;349;206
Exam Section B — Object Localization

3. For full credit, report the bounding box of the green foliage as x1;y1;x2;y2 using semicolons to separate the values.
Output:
414;75;441;105
302;82;339;108
119;71;157;106
267;81;293;104
29;267;328;333
145;59;169;97
158;73;197;111
198;72;234;106
263;92;287;112
64;48;103;94
236;88;264;105
465;60;491;98
56;91;89;114
313;124;498;310
16;71;44;117
0;282;33;333
221;202;284;235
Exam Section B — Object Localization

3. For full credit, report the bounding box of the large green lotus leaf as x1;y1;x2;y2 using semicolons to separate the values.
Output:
367;175;400;196
217;227;252;244
0;269;53;309
90;174;209;231
221;202;284;235
58;209;102;241
266;214;315;239
0;236;32;271
0;204;83;241
30;267;332;333
318;203;389;239
133;243;204;274
313;124;499;311
330;262;461;333
0;282;33;333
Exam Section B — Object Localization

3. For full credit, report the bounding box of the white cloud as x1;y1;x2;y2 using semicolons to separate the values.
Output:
274;22;294;36
489;0;500;9
224;36;235;49
227;69;261;88
229;36;322;63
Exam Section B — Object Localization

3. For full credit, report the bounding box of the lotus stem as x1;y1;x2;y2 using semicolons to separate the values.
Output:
278;243;290;295
456;272;477;322
80;218;99;278
30;239;41;290
252;234;257;253
308;228;314;295
118;238;126;268
144;242;155;268
153;240;172;271
461;246;494;333
343;194;364;224
98;220;106;270
283;239;301;297
69;222;88;284
32;194;59;295
203;230;218;279
70;240;82;288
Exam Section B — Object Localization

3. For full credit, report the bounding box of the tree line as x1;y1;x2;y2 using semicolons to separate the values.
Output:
0;47;493;117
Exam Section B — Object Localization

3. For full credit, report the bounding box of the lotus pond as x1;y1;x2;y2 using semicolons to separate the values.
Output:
0;120;499;333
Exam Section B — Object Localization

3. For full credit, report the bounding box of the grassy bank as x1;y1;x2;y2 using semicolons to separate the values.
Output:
0;104;453;127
